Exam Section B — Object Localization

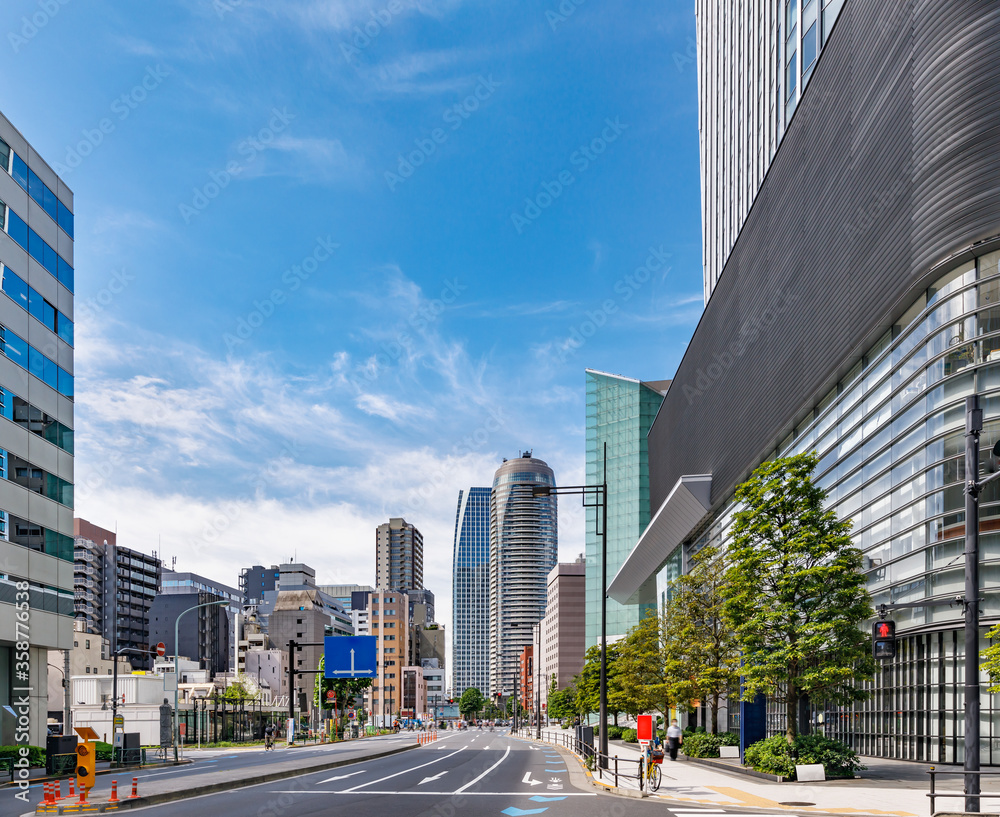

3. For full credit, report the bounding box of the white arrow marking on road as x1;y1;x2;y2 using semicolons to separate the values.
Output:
522;772;542;787
419;771;449;785
318;770;366;783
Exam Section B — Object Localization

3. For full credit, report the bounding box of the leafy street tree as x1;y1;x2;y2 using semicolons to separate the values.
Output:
546;675;576;722
459;687;485;720
664;544;741;733
617;611;679;720
723;453;875;743
574;643;627;725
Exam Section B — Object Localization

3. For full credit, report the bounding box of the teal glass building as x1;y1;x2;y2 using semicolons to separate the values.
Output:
585;370;668;649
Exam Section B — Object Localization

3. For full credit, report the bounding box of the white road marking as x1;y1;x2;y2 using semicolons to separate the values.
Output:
342;746;465;792
454;745;510;793
522;772;542;786
271;790;597;796
418;771;448;785
318;770;366;783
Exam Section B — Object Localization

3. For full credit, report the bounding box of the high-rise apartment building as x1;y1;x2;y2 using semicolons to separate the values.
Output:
355;589;411;723
611;0;1000;762
698;0;847;300
0;111;77;743
375;517;423;591
74;519;162;670
451;486;491;697
541;559;586;708
488;453;557;697
585;371;668;649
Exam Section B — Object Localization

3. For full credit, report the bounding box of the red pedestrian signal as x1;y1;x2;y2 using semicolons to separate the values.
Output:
872;619;896;660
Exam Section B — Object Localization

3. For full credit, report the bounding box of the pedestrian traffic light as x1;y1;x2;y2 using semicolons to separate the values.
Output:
872;619;896;660
75;741;96;789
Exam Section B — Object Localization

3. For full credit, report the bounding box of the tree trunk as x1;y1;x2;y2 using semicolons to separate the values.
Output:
711;693;719;734
786;691;798;745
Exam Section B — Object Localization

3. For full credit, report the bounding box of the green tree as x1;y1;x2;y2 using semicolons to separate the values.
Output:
723;453;875;743
573;643;626;725
546;675;576;722
222;677;260;703
458;687;485;719
617;611;679;720
664;545;741;732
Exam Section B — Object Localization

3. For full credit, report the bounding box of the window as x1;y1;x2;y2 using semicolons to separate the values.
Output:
0;139;8;173
802;22;817;71
86;639;90;649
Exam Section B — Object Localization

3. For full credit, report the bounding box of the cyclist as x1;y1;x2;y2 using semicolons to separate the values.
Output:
264;723;275;751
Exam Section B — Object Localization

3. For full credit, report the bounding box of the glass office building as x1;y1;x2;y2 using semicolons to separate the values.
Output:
0;109;76;744
451;487;491;697
610;1;1000;763
585;370;667;648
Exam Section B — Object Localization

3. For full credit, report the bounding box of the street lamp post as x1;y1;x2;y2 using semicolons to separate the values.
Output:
173;600;228;755
526;441;608;767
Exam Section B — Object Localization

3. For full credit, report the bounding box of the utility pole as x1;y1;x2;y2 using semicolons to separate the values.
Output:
288;640;297;733
965;396;983;812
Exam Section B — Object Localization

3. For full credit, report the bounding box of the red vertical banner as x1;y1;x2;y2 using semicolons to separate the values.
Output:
637;714;653;742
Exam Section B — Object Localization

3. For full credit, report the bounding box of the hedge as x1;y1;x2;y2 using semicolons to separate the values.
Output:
743;734;865;779
681;731;739;758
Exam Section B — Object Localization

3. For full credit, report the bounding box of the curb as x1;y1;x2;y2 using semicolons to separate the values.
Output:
2;761;193;791
33;742;418;815
683;755;786;782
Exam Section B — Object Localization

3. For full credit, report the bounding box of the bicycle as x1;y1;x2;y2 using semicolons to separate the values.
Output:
644;746;662;792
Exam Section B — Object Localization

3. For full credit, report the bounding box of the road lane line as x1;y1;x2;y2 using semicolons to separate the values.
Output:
342;746;465;792
453;745;510;793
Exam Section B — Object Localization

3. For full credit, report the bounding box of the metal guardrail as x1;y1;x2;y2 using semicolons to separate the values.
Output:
927;767;1000;815
516;728;646;791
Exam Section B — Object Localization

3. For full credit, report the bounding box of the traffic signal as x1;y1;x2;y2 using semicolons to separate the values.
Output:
76;741;96;790
872;620;896;660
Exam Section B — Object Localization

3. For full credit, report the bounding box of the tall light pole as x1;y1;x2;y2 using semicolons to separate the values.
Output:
527;441;608;766
174;600;228;752
961;396;1000;811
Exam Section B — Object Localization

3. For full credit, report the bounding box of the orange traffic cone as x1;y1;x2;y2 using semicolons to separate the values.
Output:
109;780;120;803
68;778;75;799
78;786;88;804
53;779;64;800
127;777;140;799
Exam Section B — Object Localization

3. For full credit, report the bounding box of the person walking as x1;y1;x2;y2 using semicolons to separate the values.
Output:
666;719;683;761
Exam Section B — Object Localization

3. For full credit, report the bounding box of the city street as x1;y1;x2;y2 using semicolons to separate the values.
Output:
46;732;814;817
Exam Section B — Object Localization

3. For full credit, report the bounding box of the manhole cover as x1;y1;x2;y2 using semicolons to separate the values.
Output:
779;803;816;807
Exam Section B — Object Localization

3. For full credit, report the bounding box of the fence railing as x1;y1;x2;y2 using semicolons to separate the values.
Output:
516;728;646;790
927;768;1000;815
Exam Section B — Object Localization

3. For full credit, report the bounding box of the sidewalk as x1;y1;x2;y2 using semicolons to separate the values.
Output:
531;726;987;816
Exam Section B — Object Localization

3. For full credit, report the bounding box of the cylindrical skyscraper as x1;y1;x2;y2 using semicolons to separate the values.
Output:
488;452;558;701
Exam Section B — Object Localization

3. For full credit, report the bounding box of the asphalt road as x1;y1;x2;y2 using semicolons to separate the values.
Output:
0;733;416;817
94;732;802;817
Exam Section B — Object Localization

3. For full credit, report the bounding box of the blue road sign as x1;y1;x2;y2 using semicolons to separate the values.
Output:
324;635;377;679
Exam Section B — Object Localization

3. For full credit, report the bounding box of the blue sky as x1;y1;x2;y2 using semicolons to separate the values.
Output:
1;0;702;642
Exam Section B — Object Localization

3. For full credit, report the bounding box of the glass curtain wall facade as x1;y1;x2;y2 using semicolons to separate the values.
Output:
585;370;666;648
488;455;557;697
698;0;846;300
452;487;491;698
659;249;1000;762
0;111;75;744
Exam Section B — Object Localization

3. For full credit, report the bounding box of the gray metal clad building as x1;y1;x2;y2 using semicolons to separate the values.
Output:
0;110;75;745
611;0;1000;763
